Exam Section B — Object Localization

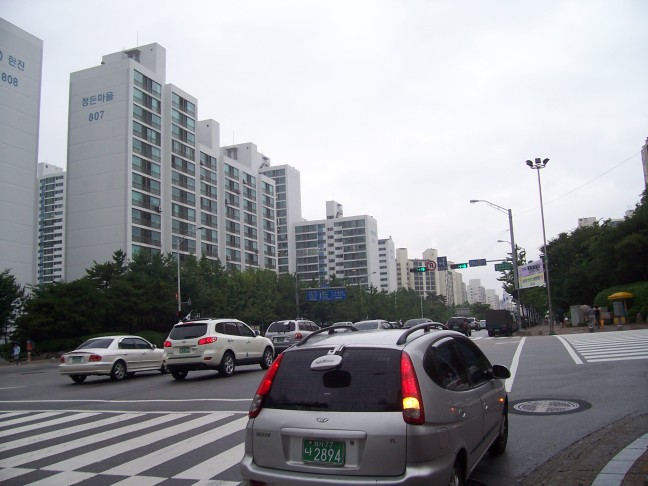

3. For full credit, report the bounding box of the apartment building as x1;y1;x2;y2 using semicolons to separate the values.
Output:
467;278;486;304
294;201;380;288
378;237;397;292
65;43;277;280
0;19;43;287
259;162;302;274
36;163;65;284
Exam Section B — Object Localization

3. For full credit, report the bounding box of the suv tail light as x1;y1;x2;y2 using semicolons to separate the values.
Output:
249;352;284;418
163;341;172;347
401;352;425;425
198;336;217;345
294;332;303;341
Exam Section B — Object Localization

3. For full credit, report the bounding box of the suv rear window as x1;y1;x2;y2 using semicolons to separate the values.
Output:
168;323;208;339
265;348;401;412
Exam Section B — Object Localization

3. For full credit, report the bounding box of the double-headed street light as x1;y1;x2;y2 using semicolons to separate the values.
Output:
469;199;522;325
526;157;554;334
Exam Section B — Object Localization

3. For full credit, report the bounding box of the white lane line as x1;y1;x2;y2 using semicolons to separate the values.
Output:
504;336;525;393
555;336;583;364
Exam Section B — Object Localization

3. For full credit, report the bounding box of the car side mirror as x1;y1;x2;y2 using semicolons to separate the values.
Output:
492;364;511;379
255;330;260;336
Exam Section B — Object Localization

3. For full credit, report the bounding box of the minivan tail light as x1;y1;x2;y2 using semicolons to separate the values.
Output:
198;336;217;345
401;352;425;425
249;352;284;419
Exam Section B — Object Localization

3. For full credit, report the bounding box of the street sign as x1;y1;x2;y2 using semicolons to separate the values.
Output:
426;260;437;271
305;288;347;302
469;259;487;267
495;262;513;271
437;256;448;271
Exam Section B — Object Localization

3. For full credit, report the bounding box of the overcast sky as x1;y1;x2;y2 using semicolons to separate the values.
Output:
3;0;647;294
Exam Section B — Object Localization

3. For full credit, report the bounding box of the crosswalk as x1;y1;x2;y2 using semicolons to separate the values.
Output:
558;329;648;363
0;410;247;485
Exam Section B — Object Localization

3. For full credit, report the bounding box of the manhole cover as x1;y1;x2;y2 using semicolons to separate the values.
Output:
510;398;591;415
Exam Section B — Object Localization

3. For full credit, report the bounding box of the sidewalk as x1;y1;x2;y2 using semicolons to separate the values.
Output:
518;322;648;486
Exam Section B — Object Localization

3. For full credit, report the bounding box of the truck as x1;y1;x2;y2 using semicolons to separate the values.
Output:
485;309;519;337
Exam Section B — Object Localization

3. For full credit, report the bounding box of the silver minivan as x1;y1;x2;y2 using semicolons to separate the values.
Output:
241;323;510;485
264;319;320;356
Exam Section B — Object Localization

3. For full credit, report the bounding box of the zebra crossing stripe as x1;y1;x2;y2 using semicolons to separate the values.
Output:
0;412;183;468
102;415;247;477
43;412;232;472
17;470;96;486
173;442;245;481
0;412;101;443
0;411;66;428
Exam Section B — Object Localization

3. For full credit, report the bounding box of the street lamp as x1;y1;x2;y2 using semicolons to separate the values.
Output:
176;227;203;319
469;199;522;326
525;157;554;334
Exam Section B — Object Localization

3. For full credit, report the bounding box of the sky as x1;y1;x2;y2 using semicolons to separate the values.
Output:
3;0;647;295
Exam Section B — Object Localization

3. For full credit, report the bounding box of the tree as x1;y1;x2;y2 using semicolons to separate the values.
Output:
0;270;25;344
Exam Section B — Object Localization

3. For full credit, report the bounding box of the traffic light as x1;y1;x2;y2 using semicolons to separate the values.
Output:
450;263;468;269
409;266;427;273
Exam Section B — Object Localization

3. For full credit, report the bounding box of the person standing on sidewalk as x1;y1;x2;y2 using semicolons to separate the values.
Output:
12;343;20;365
594;306;602;329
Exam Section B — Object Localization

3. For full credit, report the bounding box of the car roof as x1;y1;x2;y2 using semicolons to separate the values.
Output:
293;323;454;350
174;318;240;325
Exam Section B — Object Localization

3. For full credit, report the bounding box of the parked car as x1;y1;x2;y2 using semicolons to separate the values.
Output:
264;319;320;355
163;318;274;380
403;317;433;328
241;322;511;485
446;316;472;336
353;319;394;331
59;335;166;383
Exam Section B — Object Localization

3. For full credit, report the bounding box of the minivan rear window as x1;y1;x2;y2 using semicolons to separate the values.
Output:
264;348;401;412
168;323;208;339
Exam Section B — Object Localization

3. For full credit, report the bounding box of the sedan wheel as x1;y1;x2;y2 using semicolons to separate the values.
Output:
448;458;465;486
260;347;273;370
219;352;235;377
171;370;188;381
489;408;509;455
70;375;86;384
110;361;127;381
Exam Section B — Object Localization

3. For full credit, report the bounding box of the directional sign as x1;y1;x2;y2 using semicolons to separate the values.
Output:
469;259;487;267
426;260;437;271
495;262;513;271
437;256;448;271
306;288;347;302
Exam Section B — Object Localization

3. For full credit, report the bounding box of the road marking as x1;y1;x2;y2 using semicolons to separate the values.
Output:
556;336;584;364
504;336;525;393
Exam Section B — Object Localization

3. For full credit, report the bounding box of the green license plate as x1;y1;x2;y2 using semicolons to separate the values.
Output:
302;439;345;466
71;356;83;363
179;346;190;354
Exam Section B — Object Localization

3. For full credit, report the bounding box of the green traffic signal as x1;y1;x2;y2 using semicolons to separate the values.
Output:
409;266;427;273
450;263;468;269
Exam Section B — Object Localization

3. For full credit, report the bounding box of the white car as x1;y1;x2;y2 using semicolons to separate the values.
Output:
59;335;166;383
163;318;274;380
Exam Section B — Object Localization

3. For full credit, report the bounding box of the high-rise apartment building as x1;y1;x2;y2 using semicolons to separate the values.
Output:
378;237;397;292
65;43;277;280
467;278;486;304
36;163;65;284
294;201;380;288
259;162;302;274
0;19;43;287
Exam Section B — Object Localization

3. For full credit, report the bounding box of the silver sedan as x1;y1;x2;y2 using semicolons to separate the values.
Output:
59;335;166;383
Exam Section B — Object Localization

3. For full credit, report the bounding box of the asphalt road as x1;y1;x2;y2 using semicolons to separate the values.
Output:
1;328;647;485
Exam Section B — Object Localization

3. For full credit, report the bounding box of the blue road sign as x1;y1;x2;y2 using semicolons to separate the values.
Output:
306;288;347;302
437;256;448;271
469;259;487;267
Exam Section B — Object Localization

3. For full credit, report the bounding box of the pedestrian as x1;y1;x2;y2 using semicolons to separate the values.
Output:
588;306;596;332
594;306;602;329
557;308;565;328
12;343;20;365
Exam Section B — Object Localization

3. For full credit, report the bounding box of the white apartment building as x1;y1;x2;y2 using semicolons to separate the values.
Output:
0;19;43;287
485;289;501;309
65;43;277;280
259;162;302;274
467;278;486;304
37;163;65;284
378;237;397;292
294;201;380;288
